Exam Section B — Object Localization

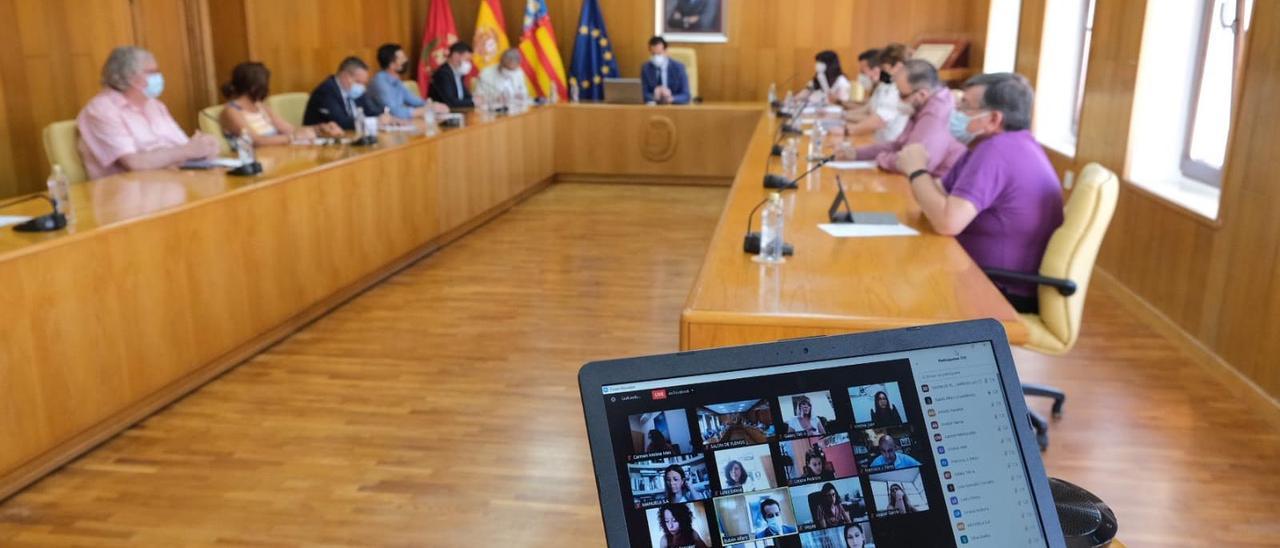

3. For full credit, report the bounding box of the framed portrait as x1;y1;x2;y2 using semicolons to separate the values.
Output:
655;0;727;43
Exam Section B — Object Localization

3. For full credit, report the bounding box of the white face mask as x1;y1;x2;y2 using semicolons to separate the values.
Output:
651;54;668;67
858;74;873;91
815;62;827;75
457;60;473;75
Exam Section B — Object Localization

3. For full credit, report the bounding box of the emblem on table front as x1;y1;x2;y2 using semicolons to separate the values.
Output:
642;116;678;162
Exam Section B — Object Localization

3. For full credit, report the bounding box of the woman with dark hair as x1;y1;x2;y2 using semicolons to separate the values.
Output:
647;429;675;453
799;50;852;104
800;451;834;481
219;62;340;144
723;460;749;489
844;522;870;548
884;483;918;514
664;464;706;503
655;503;709;548
870;391;903;427
785;395;826;436
815;482;853;528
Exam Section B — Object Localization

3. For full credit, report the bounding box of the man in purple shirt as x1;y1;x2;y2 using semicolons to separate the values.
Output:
896;73;1064;313
839;59;966;179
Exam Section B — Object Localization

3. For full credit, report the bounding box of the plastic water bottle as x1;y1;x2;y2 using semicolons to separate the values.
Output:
782;90;795;114
46;164;72;224
423;99;437;130
781;138;798;177
549;88;559;104
570;80;580;103
810;123;827;159
236;130;254;166
354;106;366;139
768;82;777;105
757;192;786;264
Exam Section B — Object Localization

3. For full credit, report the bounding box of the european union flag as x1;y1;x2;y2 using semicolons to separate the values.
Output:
569;0;619;101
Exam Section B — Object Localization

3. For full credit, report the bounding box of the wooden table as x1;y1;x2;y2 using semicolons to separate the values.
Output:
680;111;1028;350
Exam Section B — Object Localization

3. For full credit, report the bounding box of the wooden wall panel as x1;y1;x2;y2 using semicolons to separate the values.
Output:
1017;0;1280;398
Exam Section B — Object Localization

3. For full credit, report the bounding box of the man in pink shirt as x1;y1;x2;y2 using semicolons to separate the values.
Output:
839;59;966;179
77;46;220;180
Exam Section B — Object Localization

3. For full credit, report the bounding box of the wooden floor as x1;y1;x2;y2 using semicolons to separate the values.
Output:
1;183;1278;546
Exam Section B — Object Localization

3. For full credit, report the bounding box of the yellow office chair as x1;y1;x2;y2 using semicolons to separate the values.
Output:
667;46;699;102
198;104;232;155
985;162;1120;450
402;80;421;100
266;92;309;128
42;120;88;184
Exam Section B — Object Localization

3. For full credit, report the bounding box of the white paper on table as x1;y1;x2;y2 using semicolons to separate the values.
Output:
208;158;246;168
818;223;919;238
0;215;32;228
823;160;876;170
381;124;420;133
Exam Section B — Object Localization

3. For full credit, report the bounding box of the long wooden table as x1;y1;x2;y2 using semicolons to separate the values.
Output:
0;102;1023;501
680;111;1028;350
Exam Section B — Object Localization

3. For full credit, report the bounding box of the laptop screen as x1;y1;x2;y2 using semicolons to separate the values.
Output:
599;341;1049;548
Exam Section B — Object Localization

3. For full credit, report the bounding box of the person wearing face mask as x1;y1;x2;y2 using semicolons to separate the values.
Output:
76;46;221;180
754;497;797;538
797;50;852;105
895;73;1063;313
840;46;909;143
429;42;476;108
838;59;965;178
477;49;531;106
641;36;691;105
370;43;448;120
303;56;383;131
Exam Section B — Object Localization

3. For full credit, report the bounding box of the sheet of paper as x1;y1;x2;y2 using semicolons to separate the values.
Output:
824;160;876;170
818;223;919;238
0;215;32;228
380;124;420;133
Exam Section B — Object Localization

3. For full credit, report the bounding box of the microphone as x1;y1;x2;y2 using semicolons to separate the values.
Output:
742;196;795;256
764;154;834;190
9;194;67;233
771;99;815;157
770;70;806;110
200;108;263;176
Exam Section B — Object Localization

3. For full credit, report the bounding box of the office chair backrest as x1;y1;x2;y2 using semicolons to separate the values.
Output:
266;92;309;127
42;120;88;184
402;79;421;99
1036;162;1119;353
667;46;699;100
198;104;231;155
807;491;825;524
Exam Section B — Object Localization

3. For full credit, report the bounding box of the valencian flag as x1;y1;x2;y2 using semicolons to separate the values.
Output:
569;0;619;101
519;0;568;100
417;0;460;98
470;0;510;78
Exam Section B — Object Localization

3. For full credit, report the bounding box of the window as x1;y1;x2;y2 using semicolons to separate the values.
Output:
1182;0;1255;186
983;0;1023;73
1126;0;1252;220
1032;0;1097;156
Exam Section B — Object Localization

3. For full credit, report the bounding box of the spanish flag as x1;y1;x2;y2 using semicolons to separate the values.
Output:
519;0;568;100
470;0;510;78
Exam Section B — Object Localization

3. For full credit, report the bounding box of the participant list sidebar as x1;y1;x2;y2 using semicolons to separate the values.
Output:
909;343;1047;547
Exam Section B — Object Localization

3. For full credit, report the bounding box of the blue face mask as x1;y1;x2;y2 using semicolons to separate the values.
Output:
348;82;366;99
143;73;165;98
949;109;988;144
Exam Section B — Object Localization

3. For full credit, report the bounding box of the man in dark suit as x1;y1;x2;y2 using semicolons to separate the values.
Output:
303;57;381;131
640;36;691;105
429;42;475;108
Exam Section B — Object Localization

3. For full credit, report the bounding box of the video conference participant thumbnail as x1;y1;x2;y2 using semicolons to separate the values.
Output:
798;520;876;548
630;409;694;457
629;454;711;507
780;433;857;484
789;477;867;530
697;399;775;447
647;502;713;548
849;383;909;428
714;488;799;544
853;426;924;472
778;392;838;439
714;443;778;495
867;468;930;517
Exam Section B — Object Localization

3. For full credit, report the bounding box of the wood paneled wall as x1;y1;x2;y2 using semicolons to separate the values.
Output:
1018;0;1280;399
0;0;210;200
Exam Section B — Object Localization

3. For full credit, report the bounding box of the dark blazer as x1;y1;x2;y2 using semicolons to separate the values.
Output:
303;76;379;131
428;64;474;108
640;59;691;104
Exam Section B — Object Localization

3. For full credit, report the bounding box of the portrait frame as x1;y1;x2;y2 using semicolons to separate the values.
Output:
654;0;728;43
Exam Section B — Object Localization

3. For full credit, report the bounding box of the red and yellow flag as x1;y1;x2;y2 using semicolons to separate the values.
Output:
519;0;568;100
470;0;510;78
417;0;459;98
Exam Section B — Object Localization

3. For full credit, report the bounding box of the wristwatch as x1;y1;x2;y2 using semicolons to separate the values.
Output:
908;169;930;183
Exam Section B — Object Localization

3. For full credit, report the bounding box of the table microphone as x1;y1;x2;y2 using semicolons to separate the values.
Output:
741;196;794;256
9;194;67;233
764;154;834;190
771;70;810;111
772;99;815;156
199;109;263;176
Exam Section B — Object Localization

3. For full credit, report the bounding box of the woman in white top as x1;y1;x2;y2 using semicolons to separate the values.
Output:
785;395;827;437
839;46;909;143
797;50;852;105
476;49;530;106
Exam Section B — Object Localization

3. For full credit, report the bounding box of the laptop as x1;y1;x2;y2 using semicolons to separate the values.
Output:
579;319;1066;548
604;78;645;104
